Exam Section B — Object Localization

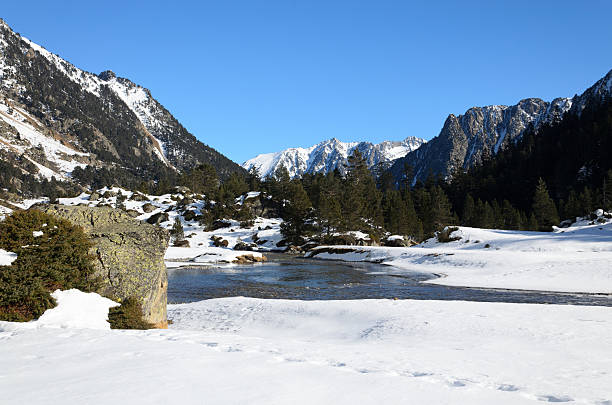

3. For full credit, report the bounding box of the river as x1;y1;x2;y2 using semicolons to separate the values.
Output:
168;253;612;306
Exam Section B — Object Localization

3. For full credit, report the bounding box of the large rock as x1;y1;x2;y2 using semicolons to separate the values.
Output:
36;205;169;328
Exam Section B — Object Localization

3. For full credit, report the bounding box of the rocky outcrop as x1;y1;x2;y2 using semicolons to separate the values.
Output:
36;204;169;328
388;97;573;185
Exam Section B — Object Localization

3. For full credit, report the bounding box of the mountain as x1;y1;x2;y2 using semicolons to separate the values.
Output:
242;136;426;178
389;69;612;186
0;18;242;196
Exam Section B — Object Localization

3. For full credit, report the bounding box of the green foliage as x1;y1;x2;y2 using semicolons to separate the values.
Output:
108;297;154;330
532;178;559;232
178;164;219;196
0;209;100;321
280;180;313;244
446;97;612;224
170;217;184;242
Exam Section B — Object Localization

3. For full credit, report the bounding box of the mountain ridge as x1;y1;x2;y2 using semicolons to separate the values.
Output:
387;68;612;185
243;136;426;178
0;18;242;196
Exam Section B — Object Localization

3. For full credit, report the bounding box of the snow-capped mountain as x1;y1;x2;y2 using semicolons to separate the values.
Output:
243;137;426;178
388;68;612;185
0;18;242;195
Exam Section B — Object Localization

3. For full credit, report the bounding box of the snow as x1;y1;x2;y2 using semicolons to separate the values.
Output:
308;216;612;294
17;33;171;167
34;289;120;330
52;188;284;266
32;230;43;237
0;248;17;265
0;101;88;179
166;246;264;266
242;137;426;178
1;297;611;404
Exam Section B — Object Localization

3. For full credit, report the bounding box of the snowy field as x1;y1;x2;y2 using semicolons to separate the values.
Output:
1;293;611;404
308;214;612;294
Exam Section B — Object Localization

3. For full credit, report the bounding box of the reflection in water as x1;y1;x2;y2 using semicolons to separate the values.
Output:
168;253;612;306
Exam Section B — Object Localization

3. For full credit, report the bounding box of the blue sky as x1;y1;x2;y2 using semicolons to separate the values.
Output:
2;1;612;163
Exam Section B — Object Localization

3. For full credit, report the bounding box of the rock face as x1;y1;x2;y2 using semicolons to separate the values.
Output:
388;68;612;185
388;97;573;184
36;205;169;327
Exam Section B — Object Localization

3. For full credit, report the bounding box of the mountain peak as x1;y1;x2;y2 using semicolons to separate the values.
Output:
243;136;426;178
98;70;117;81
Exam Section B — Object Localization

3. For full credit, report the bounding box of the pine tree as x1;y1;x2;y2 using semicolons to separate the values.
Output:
170;217;184;242
318;189;342;236
532;178;559;231
604;170;612;212
247;166;261;192
280;180;313;244
462;194;476;227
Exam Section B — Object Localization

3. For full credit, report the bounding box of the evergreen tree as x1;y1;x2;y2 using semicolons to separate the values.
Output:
170;217;184;242
462;194;476;227
532;178;559;231
280;180;313;244
317;189;342;236
246;166;261;192
604;170;612;212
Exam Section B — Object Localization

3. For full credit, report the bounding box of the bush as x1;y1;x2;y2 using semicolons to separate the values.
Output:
108;297;153;329
0;209;100;321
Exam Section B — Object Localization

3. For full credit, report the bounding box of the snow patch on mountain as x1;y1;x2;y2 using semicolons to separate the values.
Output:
17;35;171;167
0;99;89;180
243;136;426;178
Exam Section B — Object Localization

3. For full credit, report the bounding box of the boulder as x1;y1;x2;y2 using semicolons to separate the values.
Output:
233;254;267;264
173;239;190;248
211;220;232;230
131;192;148;202
383;237;408;247
233;241;256;251
36;205;169;328
142;203;156;213
182;209;197;222
147;212;169;225
211;235;229;248
125;209;140;218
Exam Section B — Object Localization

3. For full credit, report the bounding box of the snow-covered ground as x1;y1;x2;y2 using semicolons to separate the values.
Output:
53;188;283;267
1;296;611;404
307;214;612;294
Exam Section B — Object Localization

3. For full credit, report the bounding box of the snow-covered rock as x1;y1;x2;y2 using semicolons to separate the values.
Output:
243;136;426;178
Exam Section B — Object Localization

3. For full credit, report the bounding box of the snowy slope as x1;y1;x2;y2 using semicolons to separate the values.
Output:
0;18;243;186
17;35;171;167
307;213;612;294
243;136;426;178
0;99;89;180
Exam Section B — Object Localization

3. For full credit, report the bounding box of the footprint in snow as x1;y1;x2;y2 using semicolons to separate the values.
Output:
498;384;520;392
537;395;574;402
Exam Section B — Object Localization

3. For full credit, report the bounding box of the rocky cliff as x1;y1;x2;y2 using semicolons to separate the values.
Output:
388;69;612;185
36;205;169;327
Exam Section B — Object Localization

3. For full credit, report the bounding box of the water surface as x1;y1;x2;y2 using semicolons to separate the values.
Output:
168;253;612;306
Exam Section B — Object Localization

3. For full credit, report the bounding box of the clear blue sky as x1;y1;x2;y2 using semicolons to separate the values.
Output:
2;1;612;163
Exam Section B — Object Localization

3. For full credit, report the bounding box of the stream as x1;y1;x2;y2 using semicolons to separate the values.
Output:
168;253;612;306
